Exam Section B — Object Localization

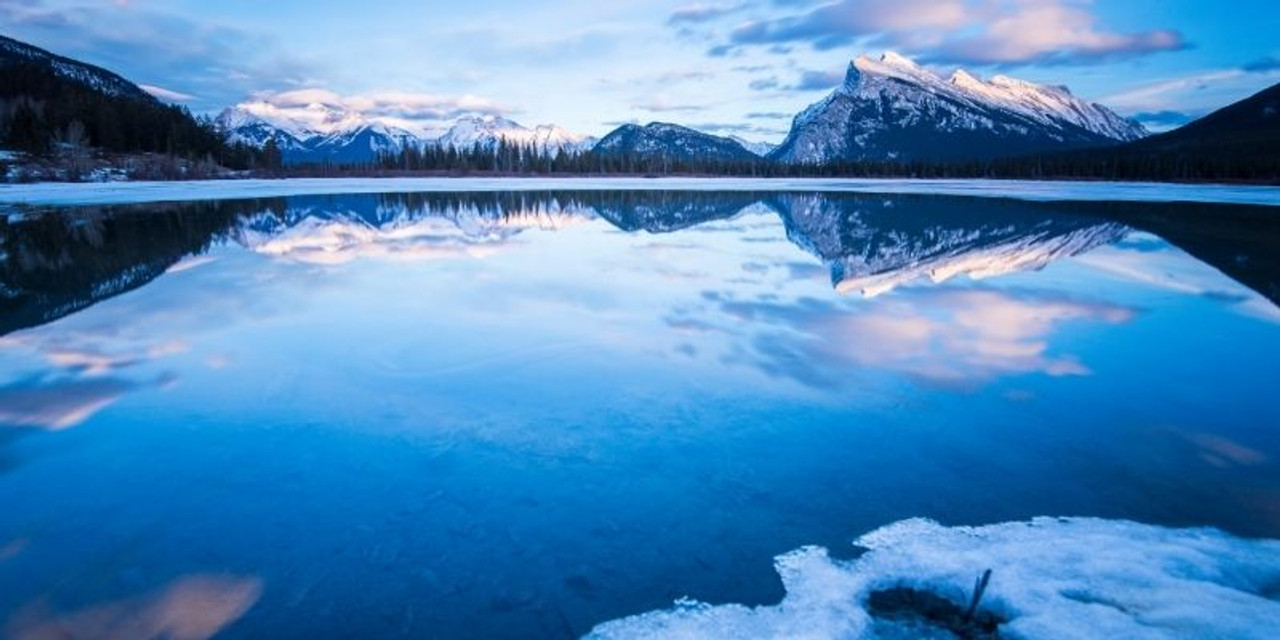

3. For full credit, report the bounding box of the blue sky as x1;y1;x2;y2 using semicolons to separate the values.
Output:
2;0;1278;137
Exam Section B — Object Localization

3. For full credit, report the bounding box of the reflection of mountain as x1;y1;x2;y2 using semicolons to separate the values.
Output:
768;194;1129;297
0;199;278;336
585;191;764;233
2;191;1276;336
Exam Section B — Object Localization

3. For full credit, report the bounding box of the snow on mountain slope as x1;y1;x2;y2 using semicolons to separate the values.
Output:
772;192;1128;296
771;52;1146;164
0;35;155;102
729;136;778;157
434;116;594;153
217;106;593;163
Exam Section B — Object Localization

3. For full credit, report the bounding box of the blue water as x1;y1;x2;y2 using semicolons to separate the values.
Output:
1;191;1278;638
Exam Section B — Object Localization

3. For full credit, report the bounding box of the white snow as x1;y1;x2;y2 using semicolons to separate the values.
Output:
1;178;1278;207
586;517;1280;640
217;107;594;156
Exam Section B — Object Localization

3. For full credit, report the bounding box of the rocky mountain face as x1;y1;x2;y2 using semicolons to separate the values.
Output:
770;52;1146;164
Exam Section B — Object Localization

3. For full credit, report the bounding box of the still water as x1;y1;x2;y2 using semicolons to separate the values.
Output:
1;190;1278;638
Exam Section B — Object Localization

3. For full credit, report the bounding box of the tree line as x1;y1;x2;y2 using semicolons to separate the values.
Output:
0;59;272;171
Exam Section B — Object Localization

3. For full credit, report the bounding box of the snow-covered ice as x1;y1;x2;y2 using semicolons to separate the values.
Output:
1;177;1278;207
586;517;1280;640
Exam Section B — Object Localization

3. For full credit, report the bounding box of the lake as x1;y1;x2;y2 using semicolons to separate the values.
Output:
2;185;1279;639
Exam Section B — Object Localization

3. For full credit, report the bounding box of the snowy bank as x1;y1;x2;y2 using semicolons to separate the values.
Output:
0;177;1278;207
586;517;1280;640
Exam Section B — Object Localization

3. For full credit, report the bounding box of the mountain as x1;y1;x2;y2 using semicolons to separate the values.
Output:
215;105;423;165
593;123;761;163
0;35;154;102
435;115;596;153
216;106;593;165
770;52;1146;164
0;35;232;162
728;136;778;157
1107;81;1280;159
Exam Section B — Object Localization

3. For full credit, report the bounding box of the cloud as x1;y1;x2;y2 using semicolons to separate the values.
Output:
235;89;511;133
667;3;747;25
1243;56;1280;72
632;101;709;113
1131;110;1197;129
726;0;970;51
745;111;792;119
708;288;1135;388
790;69;843;91
928;2;1187;66
0;378;134;431
749;69;843;93
713;0;1185;66
139;84;196;103
9;574;262;640
1099;68;1280;116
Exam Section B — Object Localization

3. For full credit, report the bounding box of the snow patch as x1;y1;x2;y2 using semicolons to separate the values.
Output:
587;517;1280;640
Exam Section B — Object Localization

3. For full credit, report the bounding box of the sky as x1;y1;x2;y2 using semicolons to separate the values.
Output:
2;0;1278;139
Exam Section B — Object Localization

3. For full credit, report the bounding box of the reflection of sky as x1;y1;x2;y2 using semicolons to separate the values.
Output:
1;197;1279;638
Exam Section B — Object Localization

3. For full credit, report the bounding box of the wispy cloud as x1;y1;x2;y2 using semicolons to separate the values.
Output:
235;89;511;133
667;2;748;25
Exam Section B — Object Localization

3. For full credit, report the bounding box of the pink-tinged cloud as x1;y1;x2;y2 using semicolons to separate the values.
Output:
8;574;262;640
717;0;1184;65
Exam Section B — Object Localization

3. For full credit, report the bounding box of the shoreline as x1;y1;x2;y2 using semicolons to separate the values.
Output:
3;176;1280;207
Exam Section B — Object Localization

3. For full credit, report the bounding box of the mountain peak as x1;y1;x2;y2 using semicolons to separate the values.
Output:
851;51;934;84
948;69;984;90
879;51;920;69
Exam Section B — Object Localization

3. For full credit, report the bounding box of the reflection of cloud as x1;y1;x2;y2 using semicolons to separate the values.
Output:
0;378;133;431
679;288;1135;388
0;538;28;562
9;575;262;640
1186;432;1267;468
242;207;590;265
1078;241;1280;324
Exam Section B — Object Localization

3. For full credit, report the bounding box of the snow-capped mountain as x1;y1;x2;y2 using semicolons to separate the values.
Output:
435;115;596;153
594;123;761;163
0;34;155;102
728;136;778;157
216;105;593;164
770;52;1147;164
771;192;1128;297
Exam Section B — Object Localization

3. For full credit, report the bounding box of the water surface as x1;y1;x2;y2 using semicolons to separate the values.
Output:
1;190;1278;638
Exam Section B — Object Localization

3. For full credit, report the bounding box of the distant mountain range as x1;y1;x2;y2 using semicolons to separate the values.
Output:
216;104;598;165
770;52;1146;164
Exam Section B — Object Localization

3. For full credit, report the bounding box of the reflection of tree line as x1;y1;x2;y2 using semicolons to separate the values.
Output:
2;192;1276;336
0;198;285;335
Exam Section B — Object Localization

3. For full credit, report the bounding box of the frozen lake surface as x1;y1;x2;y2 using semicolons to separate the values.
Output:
1;188;1278;638
2;176;1280;206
